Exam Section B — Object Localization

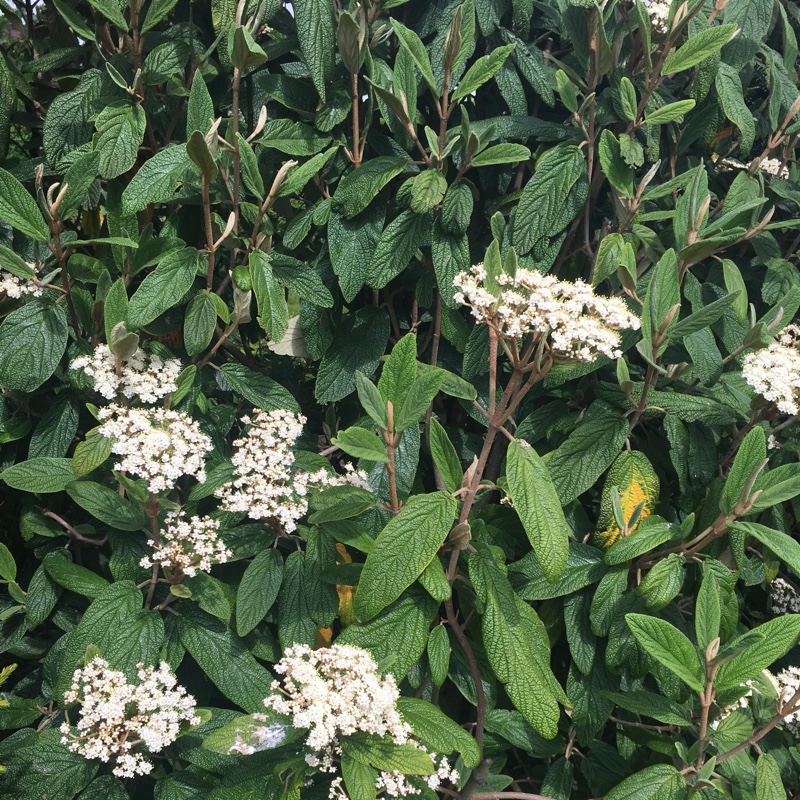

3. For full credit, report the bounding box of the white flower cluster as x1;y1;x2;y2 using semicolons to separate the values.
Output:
453;263;640;361
639;0;670;33
60;657;200;777
772;577;800;615
140;510;232;577
742;325;800;414
98;405;212;493
216;409;370;532
776;666;800;736
717;156;790;180
758;158;790;180
0;263;42;299
71;344;182;404
264;644;459;798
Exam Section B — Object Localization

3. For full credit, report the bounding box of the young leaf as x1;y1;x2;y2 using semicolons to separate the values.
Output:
721;426;766;512
390;20;437;93
0;167;50;242
606;765;686;800
506;440;569;583
452;43;516;101
354;492;457;621
236;549;283;637
184;291;217;356
429;418;462;494
662;24;738;74
355;372;389;430
332;426;389;463
644;99;696;125
625;613;704;691
294;0;336;100
127;248;199;328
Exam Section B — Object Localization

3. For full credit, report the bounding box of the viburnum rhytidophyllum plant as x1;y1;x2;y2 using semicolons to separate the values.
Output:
3;0;800;797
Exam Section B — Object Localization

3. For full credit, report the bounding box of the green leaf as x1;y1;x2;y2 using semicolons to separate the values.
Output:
342;754;378;800
619;76;637;122
453;43;516;101
232;25;267;71
121;144;196;214
756;753;783;800
219;363;300;412
333;426;389;463
696;566;721;653
278;550;317;648
0;298;68;392
278;147;337;197
426;624;450;686
1;457;75;493
328;203;384;302
186;75;215;136
510;542;606;601
732;522;800;580
52;0;96;38
514;144;585;255
625;613;704;691
177;605;275;712
471;548;564;737
202;711;298;754
0;542;15;582
43;551;109;599
294;0;336;100
184;292;217;356
606;765;686;800
184;573;231;621
186;130;216;182
390;20;436;93
250;251;289;343
409;171;447;214
142;0;178;32
471;143;531;167
752;464;800;509
429;418;462;494
355;372;388;430
66;481;146;531
86;0;128;29
127;247;199;329
604;518;674;565
378;332;418;410
506;440;568;582
662;24;738;74
334;158;407;219
141;40;190;84
397;697;480;769
342;733;434;775
310;485;376;524
635;553;684;611
354;492;457;621
716;63;755;155
546;401;628;505
258;119;332;156
58;581;164;698
94;104;146;180
337;588;439;680
395;371;444;431
316;308;390;403
644;99;696;125
72;427;113;477
723;428;766;515
598;130;634;198
601;689;692;726
642;248;680;344
668;291;741;339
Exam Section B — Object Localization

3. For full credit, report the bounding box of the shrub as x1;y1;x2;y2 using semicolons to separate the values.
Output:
0;0;799;797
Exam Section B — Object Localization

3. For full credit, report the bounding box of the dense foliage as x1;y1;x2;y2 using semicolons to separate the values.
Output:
1;0;800;797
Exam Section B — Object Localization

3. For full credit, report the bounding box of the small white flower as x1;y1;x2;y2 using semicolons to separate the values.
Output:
98;405;212;493
453;263;640;362
71;344;182;404
742;325;800;415
60;657;200;777
772;577;800;615
0;262;42;299
216;410;370;532
140;510;231;577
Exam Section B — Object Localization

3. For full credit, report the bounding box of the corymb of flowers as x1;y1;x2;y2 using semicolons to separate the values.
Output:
261;644;459;798
743;323;800;415
60;658;201;778
453;261;641;362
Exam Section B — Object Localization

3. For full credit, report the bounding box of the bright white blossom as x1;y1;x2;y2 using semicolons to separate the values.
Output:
742;325;800;414
775;666;800;736
71;344;182;404
772;577;800;615
140;510;231;577
264;644;459;798
98;405;212;493
0;261;42;299
453;263;640;361
639;0;671;33
60;657;200;778
216;409;369;532
756;157;790;180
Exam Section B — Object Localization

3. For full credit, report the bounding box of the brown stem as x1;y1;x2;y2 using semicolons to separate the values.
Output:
46;220;81;337
350;71;362;167
202;175;215;291
248;159;298;252
384;402;400;514
609;716;679;733
42;510;108;546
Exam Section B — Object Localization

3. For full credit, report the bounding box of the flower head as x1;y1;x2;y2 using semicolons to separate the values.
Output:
264;644;459;798
98;405;212;493
0;261;42;299
216;409;369;532
742;325;800;414
453;263;640;361
71;344;182;404
772;577;800;615
60;658;200;777
140;510;231;577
